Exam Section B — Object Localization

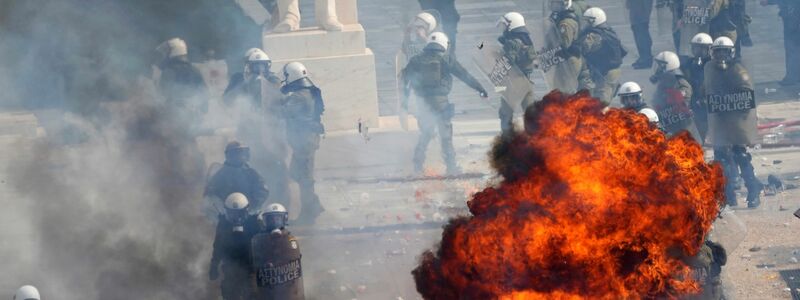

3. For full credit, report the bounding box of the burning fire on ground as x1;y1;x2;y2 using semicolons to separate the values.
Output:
413;91;725;299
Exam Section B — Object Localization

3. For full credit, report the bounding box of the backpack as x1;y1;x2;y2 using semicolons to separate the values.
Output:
584;26;628;74
416;53;448;90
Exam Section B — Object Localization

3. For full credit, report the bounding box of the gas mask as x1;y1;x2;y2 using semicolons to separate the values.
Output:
712;47;734;70
225;208;248;232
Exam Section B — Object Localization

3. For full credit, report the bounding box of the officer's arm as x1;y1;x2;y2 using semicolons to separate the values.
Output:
579;32;602;55
559;20;579;49
577;63;595;91
449;57;488;95
502;39;522;64
210;222;224;268
251;170;270;210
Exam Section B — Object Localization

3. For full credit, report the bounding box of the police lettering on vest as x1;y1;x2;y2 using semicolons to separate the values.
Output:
257;259;303;287
537;46;567;72
684;5;711;25
706;90;756;113
657;106;693;127
489;56;514;86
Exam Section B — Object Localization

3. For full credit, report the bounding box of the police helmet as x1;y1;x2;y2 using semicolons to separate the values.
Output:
498;12;526;31
14;285;40;300
639;108;660;124
617;81;644;109
583;7;607;27
654;51;681;72
711;36;735;62
550;0;573;11
283;62;309;84
427;32;449;51
156;37;188;59
261;203;289;232
414;12;438;33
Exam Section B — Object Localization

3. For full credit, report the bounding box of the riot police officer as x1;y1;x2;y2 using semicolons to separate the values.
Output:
497;12;536;134
251;203;305;299
205;141;270;212
626;0;655;69
761;0;800;86
650;51;699;140
401;32;488;175
682;240;727;300
543;0;584;94
210;193;261;300
418;0;459;53
577;7;627;105
155;37;208;115
673;0;736;59
683;33;713;141
617;82;662;127
705;37;762;207
280;62;326;224
224;49;291;209
402;12;439;59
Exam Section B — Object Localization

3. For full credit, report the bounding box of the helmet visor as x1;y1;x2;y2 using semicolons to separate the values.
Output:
620;93;643;108
263;212;287;231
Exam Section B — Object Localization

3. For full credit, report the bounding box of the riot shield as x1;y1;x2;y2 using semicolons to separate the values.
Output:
707;208;747;253
706;89;758;145
537;18;581;94
677;0;714;56
251;232;305;300
471;44;532;110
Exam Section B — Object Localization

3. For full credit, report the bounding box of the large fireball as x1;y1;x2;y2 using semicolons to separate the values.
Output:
413;91;725;299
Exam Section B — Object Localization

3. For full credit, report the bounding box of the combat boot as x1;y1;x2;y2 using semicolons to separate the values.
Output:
746;181;763;208
632;57;653;70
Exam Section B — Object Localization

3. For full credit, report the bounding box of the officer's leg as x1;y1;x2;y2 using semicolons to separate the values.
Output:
413;110;436;173
594;69;620;105
631;22;654;68
290;134;324;220
437;113;459;174
262;157;291;209
714;147;738;206
782;21;800;84
498;98;514;135
221;264;252;300
732;145;762;207
691;101;709;143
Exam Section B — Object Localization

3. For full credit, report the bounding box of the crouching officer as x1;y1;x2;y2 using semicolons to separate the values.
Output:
251;203;305;300
205;141;270;214
617;81;662;128
401;32;488;175
705;37;762;208
650;51;699;140
683;240;727;300
210;193;261;300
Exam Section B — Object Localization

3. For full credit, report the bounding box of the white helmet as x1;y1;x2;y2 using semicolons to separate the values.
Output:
156;37;188;58
711;36;735;62
654;51;681;72
414;12;438;33
225;193;249;210
427;32;449;50
282;62;309;83
261;203;289;232
583;7;607;27
691;33;713;45
639;108;660;123
550;0;573;11
498;12;526;31
14;285;40;300
618;81;644;109
712;36;735;49
244;48;262;60
617;81;642;96
247;50;270;63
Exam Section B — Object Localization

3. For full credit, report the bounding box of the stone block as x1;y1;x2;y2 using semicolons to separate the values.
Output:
263;24;366;60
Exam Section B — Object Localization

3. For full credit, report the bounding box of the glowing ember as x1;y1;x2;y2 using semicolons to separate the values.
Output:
413;91;724;299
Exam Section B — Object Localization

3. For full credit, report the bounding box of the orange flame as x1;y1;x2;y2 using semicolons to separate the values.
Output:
413;91;724;299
